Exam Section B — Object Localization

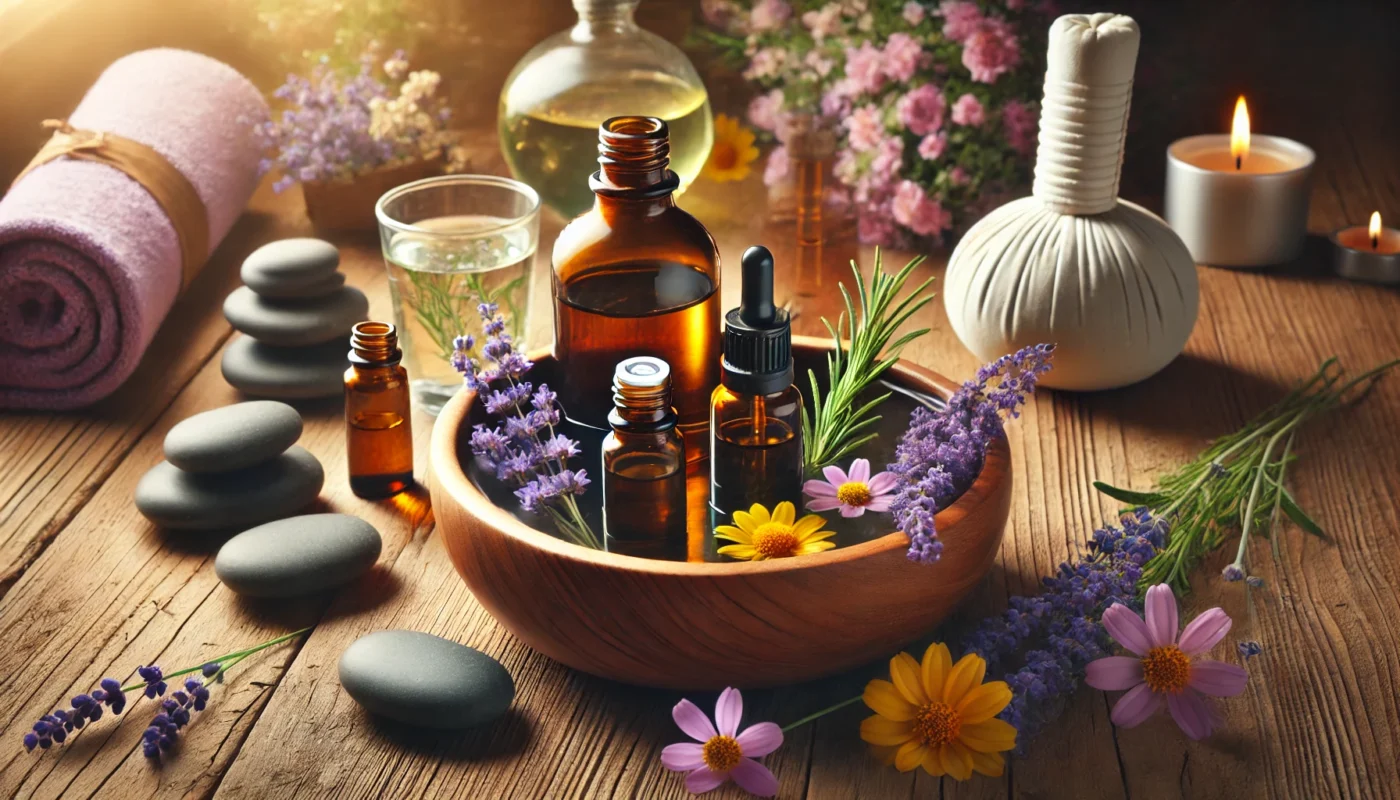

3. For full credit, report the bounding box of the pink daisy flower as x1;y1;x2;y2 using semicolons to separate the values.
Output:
803;458;897;517
1085;584;1249;740
661;687;782;796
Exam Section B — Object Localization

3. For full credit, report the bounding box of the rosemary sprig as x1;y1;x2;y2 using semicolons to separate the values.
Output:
403;269;527;363
1095;356;1399;594
800;250;936;472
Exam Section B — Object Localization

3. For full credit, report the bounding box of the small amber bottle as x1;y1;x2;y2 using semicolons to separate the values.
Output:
710;246;803;516
552;115;721;462
602;356;687;558
345;321;413;498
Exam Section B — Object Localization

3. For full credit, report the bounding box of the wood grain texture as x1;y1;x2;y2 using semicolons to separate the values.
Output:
1;0;1400;797
429;341;1012;689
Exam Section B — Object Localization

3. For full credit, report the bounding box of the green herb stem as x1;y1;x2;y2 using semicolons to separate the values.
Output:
118;627;312;693
781;694;865;733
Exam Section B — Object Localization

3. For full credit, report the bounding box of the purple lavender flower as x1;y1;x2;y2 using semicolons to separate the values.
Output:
1221;564;1245;582
137;665;167;698
1238;641;1263;661
888;344;1053;562
140;678;213;760
20;675;130;751
963;508;1165;750
454;305;600;549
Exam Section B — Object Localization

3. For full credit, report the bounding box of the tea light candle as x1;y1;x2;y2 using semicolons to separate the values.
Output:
1164;97;1315;267
1332;211;1400;284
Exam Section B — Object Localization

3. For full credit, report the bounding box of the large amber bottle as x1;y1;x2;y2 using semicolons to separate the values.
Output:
552;116;721;461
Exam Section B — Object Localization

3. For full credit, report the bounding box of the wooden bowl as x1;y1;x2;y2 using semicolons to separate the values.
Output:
429;337;1012;690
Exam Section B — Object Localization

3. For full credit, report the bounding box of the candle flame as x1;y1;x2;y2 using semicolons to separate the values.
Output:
1371;211;1382;249
1230;96;1250;169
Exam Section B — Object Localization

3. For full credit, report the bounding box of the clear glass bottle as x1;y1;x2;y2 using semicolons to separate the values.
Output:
552;115;721;462
602;356;687;558
710;246;803;517
345;321;413;498
498;0;714;219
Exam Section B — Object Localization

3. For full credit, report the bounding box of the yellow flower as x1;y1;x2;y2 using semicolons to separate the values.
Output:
715;501;836;560
859;644;1017;780
701;114;760;183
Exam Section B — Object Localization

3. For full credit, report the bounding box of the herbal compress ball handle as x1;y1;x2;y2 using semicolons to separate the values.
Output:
1032;12;1139;215
942;14;1199;391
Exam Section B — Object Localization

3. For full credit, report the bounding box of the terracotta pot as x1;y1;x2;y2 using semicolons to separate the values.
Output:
301;157;443;231
428;337;1013;689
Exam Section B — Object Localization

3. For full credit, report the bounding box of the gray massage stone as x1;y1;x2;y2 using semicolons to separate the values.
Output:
164;401;302;473
338;631;515;729
222;285;368;346
134;446;324;530
241;238;341;297
221;337;347;399
215;514;381;597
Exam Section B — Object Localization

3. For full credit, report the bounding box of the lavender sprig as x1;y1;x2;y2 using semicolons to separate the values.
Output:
21;628;309;757
887;344;1053;563
453;304;601;549
963;508;1165;750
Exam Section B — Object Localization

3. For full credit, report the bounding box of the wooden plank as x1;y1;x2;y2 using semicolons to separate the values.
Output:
0;188;301;598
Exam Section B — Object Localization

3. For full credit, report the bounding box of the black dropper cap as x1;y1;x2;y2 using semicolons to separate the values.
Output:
721;246;792;395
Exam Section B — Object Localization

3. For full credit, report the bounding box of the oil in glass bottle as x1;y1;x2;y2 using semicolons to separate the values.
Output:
602;356;687;559
498;0;714;218
710;246;803;516
552;115;721;462
345;321;413;498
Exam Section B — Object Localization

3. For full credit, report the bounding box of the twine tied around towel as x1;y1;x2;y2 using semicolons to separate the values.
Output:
12;120;210;290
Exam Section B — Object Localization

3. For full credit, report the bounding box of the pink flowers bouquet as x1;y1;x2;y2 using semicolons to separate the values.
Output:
698;0;1052;245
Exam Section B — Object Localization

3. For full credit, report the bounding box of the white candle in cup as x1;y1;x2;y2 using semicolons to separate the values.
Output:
1331;211;1400;284
1164;97;1315;267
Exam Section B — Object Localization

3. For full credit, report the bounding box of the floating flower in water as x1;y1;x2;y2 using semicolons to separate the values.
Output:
859;643;1016;779
1085;584;1248;740
661;687;782;796
803;458;897;517
715;502;835;560
702;114;760;183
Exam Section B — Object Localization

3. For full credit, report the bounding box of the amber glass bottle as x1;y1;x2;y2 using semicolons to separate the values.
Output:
710;246;803;517
552;115;721;462
345;321;413;498
602;356;687;558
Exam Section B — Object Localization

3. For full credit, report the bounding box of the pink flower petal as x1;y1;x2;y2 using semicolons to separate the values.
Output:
660;742;705;771
848;458;871;484
1084;656;1144;691
803;480;837;498
729;758;780;797
867;472;898;494
685;767;729;793
672;699;717;742
1177;608;1233;656
714;687;743;737
1188;660;1248;697
736;721;784;757
865;497;893;512
1110;682;1162;728
1102;603;1153;657
1144;584;1179;648
822;465;849;486
1167;690;1216;740
840;505;865;518
806;497;843;512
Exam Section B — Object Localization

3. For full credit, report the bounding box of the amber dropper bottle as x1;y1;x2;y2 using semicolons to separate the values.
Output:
345;321;413;498
709;246;803;517
602;356;688;558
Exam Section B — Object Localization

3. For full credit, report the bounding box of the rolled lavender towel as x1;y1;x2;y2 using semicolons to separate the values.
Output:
0;49;269;410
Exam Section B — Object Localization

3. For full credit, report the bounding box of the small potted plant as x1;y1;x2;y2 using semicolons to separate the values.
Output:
255;47;466;230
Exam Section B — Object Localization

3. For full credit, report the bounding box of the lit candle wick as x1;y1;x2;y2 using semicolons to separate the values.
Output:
1235;155;1241;171
1373;234;1380;250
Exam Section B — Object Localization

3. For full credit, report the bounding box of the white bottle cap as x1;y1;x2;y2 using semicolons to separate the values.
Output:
614;356;670;389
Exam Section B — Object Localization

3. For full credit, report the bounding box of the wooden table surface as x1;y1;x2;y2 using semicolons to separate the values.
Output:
3;1;1400;795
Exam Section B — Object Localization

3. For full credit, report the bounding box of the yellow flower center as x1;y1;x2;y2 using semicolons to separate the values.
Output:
702;735;742;772
912;702;962;747
711;143;738;170
752;522;799;558
1141;645;1192;694
836;481;872;507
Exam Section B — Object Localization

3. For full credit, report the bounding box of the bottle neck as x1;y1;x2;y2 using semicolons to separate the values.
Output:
590;116;680;200
572;0;639;34
349;321;402;368
608;379;677;433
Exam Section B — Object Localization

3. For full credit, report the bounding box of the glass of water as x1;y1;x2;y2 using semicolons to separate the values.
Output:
375;175;540;415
